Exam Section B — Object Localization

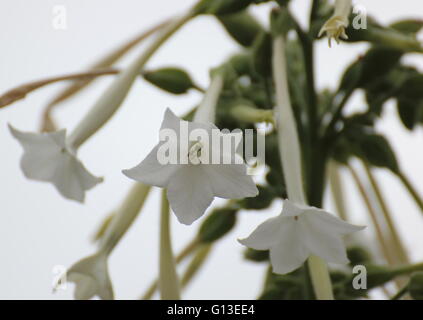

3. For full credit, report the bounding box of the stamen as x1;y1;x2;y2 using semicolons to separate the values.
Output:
188;141;203;165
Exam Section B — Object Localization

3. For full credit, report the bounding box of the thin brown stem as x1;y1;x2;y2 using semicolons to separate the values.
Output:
363;162;409;265
347;163;395;266
0;68;119;109
40;18;169;131
397;170;423;213
45;19;169;109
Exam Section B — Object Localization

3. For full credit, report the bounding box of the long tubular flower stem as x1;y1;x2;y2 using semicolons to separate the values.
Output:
100;183;151;255
67;11;195;150
141;238;199;300
328;161;349;221
159;190;181;300
363;162;409;265
181;244;213;288
44;19;169;110
272;35;334;300
193;73;224;124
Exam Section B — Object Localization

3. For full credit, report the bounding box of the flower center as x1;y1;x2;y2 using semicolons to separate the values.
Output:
188;141;203;165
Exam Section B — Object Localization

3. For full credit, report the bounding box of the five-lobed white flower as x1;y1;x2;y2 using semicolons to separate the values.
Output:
318;0;352;47
123;108;258;225
239;199;365;274
9;125;102;202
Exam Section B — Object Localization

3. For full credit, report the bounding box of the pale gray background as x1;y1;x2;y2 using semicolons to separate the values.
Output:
0;0;422;299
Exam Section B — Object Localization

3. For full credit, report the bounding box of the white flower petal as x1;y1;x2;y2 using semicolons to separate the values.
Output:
162;108;217;136
9;125;102;202
203;162;258;199
123;145;179;187
166;165;214;225
161;108;182;132
306;209;365;235
301;213;351;264
269;218;309;274
67;252;114;300
238;216;282;250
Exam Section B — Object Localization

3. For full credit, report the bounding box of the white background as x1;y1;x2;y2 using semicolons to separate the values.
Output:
0;0;422;299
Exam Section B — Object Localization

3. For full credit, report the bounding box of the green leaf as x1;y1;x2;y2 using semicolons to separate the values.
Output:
397;98;423;130
244;248;269;262
397;73;423;99
358;47;403;88
252;31;273;78
218;11;264;47
194;0;253;16
338;58;364;93
352;133;399;173
238;185;275;210
198;207;237;243
390;19;423;35
143;67;195;94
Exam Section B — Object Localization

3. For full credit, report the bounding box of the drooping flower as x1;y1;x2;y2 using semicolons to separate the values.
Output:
9;125;102;202
63;183;150;300
123;108;258;225
239;200;364;274
318;0;352;47
66;252;114;300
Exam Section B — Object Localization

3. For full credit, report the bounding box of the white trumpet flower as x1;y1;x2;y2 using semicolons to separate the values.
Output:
239;200;365;274
9;125;102;202
318;0;352;47
123;108;258;225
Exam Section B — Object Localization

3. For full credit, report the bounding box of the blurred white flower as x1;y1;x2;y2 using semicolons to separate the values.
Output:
239;199;364;274
123;108;258;225
318;0;352;47
66;252;113;300
9;125;102;202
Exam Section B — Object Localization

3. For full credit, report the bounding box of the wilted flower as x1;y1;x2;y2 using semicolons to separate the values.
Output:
318;0;352;47
66;252;113;300
123;108;258;225
62;183;150;300
239;200;365;274
9;125;102;202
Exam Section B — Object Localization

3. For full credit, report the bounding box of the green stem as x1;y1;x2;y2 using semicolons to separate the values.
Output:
324;87;355;141
193;72;224;123
391;285;408;300
181;244;213;288
397;170;423;212
100;183;151;255
363;162;409;265
141;238;199;300
395;262;423;275
308;255;334;300
309;0;320;26
68;11;195;149
290;14;318;191
159;190;180;300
